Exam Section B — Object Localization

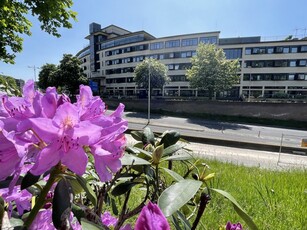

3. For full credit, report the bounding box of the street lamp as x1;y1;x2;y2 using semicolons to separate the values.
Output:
28;65;40;89
147;60;151;125
248;66;252;102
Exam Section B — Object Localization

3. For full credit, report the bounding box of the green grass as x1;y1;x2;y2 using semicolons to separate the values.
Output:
173;159;307;230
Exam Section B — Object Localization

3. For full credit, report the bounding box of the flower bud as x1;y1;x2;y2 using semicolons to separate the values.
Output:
152;144;164;165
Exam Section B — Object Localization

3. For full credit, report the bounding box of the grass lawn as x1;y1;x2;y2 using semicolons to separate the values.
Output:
181;159;307;229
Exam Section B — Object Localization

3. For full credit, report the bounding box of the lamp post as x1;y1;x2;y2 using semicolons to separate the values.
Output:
248;66;252;102
28;65;40;88
147;60;151;124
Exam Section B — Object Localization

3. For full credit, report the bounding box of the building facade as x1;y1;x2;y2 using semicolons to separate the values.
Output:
76;23;307;99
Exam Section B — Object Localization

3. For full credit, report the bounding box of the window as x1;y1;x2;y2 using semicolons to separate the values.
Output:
150;42;164;50
169;53;174;58
267;47;274;54
181;38;198;46
224;48;242;59
288;74;295;80
159;54;164;60
290;47;298;53
298;74;305;80
299;60;307;66
275;47;283;53
289;60;297;67
165;40;180;48
199;36;218;44
301;46;307;52
174;64;179;70
245;48;252;55
283;47;289;53
187;51;192;57
181;52;187;58
168;64;174;70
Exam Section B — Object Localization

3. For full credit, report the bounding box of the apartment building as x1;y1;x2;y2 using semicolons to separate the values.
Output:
76;23;307;99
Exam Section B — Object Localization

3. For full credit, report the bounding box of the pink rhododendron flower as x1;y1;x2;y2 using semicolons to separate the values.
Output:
101;211;118;227
135;201;170;230
30;209;81;230
0;185;32;216
226;221;243;230
0;82;127;182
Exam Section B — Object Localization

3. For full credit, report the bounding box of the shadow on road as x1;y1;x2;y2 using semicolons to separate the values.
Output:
125;112;165;120
187;118;251;131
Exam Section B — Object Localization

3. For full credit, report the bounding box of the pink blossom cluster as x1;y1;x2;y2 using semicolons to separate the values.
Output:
0;80;127;182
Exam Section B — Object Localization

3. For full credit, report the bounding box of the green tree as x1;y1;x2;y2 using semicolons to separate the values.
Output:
37;63;58;90
57;54;88;94
0;0;77;64
0;75;21;96
186;43;239;99
134;58;169;96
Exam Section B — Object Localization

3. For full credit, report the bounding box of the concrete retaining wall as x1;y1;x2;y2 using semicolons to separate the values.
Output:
104;99;307;122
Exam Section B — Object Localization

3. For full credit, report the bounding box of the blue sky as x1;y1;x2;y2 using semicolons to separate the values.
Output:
1;0;307;81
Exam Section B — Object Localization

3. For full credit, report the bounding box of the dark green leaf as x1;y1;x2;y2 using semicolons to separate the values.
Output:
125;146;141;155
171;215;182;230
52;178;73;229
177;210;192;230
111;198;119;216
9;217;24;228
210;188;259;230
111;181;139;196
0;203;4;228
158;179;202;217
160;130;181;148
162;167;184;181
163;154;193;161
121;154;151;165
0;196;4;207
131;130;143;141
81;218;107;230
72;204;85;222
163;144;185;157
142;127;155;145
76;175;97;206
21;171;40;190
68;178;84;194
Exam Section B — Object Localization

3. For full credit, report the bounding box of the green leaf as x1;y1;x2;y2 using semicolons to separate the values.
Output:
158;179;202;217
52;178;73;229
125;146;141;155
176;210;192;230
81;218;107;230
160;130;181;148
71;204;85;222
111;198;119;216
111;181;139;196
142;127;155;145
163;143;185;157
162;167;184;181
68;178;84;194
130;130;143;141
163;154;193;161
76;175;97;206
9;217;24;228
21;171;41;190
210;188;259;230
0;203;4;228
121;154;151;165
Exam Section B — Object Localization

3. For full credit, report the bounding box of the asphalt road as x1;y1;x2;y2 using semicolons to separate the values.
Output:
122;111;307;149
115;110;307;169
